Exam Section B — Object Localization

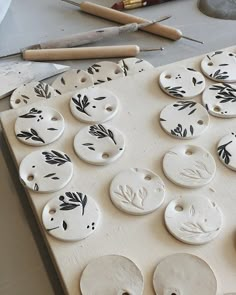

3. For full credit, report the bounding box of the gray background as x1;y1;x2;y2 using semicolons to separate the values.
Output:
0;0;235;294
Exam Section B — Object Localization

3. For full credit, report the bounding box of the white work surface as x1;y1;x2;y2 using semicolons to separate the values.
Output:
0;1;236;295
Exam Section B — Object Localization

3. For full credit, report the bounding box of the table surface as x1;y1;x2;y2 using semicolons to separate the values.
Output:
0;1;235;294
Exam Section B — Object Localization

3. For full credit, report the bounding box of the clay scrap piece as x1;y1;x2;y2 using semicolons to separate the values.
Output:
199;0;236;20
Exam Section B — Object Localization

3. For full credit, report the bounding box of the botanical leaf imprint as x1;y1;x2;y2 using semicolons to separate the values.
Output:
180;222;219;238
180;161;212;180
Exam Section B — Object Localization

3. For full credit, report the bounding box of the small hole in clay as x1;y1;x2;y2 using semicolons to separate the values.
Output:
208;62;213;66
171;293;177;295
81;77;86;83
122;292;130;295
175;205;183;212
197;120;204;125
185;149;192;156
165;74;171;79
51;117;58;121
214;106;221;112
106;106;113;112
115;68;121;74
102;153;109;159
27;175;34;181
49;209;56;214
15;99;21;104
144;175;152;180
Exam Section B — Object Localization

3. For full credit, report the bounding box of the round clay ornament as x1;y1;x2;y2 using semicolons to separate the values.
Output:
80;255;144;295
201;50;236;82
74;124;125;165
217;132;236;171
10;81;56;109
15;106;64;146
163;145;216;188
70;86;119;123
19;149;73;193
42;191;100;241
202;83;236;118
160;101;209;139
159;66;205;99
110;168;165;215
51;69;93;95
165;194;223;245
87;61;124;85
118;57;154;76
153;253;217;295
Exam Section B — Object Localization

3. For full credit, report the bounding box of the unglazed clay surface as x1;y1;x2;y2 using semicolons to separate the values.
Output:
163;145;216;188
165;194;223;245
42;191;100;241
217;132;236;171
15;106;64;146
159;66;205;99
110;168;165;215
70;86;119;123
80;255;144;295
118;57;154;76
153;253;217;295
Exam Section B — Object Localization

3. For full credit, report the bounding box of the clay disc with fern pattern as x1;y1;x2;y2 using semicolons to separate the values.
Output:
217;132;236;171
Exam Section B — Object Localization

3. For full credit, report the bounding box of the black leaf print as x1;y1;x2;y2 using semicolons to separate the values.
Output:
94;77;112;85
160;118;166;122
61;77;65;85
42;150;71;166
188;109;196;115
59;192;87;215
93;96;106;101
47;128;58;131
62;220;67;230
96;30;104;33
121;60;129;76
187;68;196;72
34;183;39;191
89;124;116;145
217;141;232;165
219;64;229;66
211;51;223;57
192;77;197;86
34;83;51;98
87;64;101;75
210;69;229;80
190;125;194;136
135;59;143;64
82;143;95;151
165;86;186;98
197;81;203;85
21;94;30;104
19;108;42;119
183;129;187;137
55;89;62;95
173;101;197;114
44;173;59;180
17;128;45;143
171;124;193;137
210;83;236;103
72;94;90;116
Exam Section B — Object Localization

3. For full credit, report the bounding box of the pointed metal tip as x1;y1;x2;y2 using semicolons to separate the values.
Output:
61;0;81;7
141;47;164;52
182;35;204;44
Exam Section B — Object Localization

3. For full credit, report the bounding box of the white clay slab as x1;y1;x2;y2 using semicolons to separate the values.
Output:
51;69;93;95
110;168;165;215
19;149;73;192
10;81;56;109
80;255;144;295
201;51;236;82
15;106;64;146
42;191;100;242
160;101;209;139
86;61;124;85
165;194;223;245
74;124;125;165
217;132;236;171
153;253;217;295
70;86;119;123
159;66;205;99
163;145;216;188
118;57;154;76
202;83;236;118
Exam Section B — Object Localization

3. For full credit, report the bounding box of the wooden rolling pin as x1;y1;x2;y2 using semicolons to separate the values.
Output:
62;0;203;43
23;45;163;61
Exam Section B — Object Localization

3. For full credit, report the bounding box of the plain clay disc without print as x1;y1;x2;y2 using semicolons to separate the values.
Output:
202;83;236;118
118;57;154;76
80;255;144;295
15;106;64;146
159;66;205;99
110;168;165;215
42;191;100;241
10;81;56;109
153;253;217;295
163;145;216;188
165;194;223;245
160;101;209;139
51;69;93;95
70;86;119;123
86;61;124;85
201;50;236;82
19;149;73;193
74;124;125;165
217;132;236;171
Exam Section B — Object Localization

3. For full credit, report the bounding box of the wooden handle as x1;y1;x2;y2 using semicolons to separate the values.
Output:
79;1;182;40
22;45;140;61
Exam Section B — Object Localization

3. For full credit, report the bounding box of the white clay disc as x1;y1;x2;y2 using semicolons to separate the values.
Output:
159;66;205;99
118;57;154;76
217;132;236;171
10;81;56;109
110;168;165;215
87;61;124;85
74;124;125;165
160;101;209;139
201;51;236;82
51;69;93;95
15;106;64;146
202;83;236;118
165;195;223;245
163;145;216;188
153;253;217;295
42;191;100;241
19;150;73;193
70;86;119;123
80;255;144;295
